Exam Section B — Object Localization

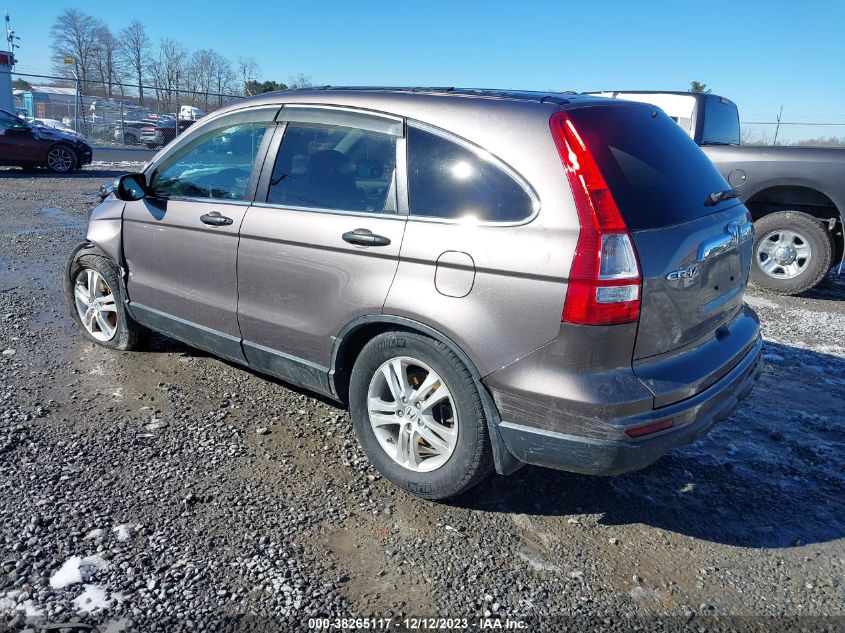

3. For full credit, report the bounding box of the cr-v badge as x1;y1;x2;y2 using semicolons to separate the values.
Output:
666;264;700;281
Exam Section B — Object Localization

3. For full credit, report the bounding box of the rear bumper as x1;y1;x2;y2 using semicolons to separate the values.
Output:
491;334;763;476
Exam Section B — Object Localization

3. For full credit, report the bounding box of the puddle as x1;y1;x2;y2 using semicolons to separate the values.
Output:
37;205;87;229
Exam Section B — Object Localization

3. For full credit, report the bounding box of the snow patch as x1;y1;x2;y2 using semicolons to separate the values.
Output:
112;523;135;542
73;584;120;613
84;528;104;540
0;591;44;618
22;600;43;618
103;618;131;633
49;554;108;589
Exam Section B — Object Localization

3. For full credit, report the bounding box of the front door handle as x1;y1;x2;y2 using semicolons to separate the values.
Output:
200;211;233;227
342;228;391;247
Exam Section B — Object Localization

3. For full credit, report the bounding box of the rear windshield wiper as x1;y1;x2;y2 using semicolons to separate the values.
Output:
705;188;741;206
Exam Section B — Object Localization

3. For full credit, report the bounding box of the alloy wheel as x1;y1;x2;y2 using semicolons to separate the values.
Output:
366;356;459;472
74;269;118;341
47;147;74;172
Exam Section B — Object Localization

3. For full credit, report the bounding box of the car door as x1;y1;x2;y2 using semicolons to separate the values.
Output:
122;106;277;363
237;106;407;393
0;111;41;162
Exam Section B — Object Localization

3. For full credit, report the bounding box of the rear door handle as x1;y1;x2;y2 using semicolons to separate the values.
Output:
200;211;233;227
342;228;391;247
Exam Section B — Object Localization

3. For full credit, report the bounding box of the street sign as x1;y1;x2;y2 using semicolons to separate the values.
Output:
63;57;73;65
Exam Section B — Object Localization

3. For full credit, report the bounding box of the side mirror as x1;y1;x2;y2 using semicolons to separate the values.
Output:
115;173;147;201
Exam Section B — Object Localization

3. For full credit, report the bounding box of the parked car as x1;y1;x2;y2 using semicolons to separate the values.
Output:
0;108;93;173
63;88;762;499
590;91;845;295
140;118;195;148
113;120;151;145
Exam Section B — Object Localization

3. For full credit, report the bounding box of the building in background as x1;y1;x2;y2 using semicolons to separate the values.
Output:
0;51;14;111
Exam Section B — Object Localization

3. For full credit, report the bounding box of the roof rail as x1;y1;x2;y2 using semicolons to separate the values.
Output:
284;86;572;105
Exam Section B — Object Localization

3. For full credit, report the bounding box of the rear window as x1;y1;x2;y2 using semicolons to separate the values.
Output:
567;104;732;231
702;98;740;146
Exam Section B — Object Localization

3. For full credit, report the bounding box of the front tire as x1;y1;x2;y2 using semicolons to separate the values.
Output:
45;144;78;173
349;331;494;500
751;211;832;295
66;249;145;351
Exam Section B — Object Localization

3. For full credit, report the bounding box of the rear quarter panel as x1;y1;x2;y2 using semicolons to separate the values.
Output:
381;100;579;377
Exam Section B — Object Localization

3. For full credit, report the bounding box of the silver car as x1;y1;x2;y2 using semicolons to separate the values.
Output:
64;88;763;499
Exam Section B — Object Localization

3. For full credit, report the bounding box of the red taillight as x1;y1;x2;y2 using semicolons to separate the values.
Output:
550;112;642;326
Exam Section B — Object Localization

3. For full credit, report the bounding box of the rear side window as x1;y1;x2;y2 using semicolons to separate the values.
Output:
702;98;740;146
566;104;733;231
407;126;535;222
268;123;397;213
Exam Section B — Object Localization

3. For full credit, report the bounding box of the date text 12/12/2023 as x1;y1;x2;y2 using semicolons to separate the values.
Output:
307;617;529;630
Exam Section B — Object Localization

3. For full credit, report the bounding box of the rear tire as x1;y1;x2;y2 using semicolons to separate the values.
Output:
66;249;146;351
751;211;832;295
349;331;494;500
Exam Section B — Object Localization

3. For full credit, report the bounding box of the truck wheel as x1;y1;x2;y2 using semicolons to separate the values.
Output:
348;331;494;500
751;211;832;295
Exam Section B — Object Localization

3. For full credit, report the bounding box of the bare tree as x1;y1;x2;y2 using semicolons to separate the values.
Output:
92;25;121;98
792;136;845;147
148;38;186;112
237;56;260;95
188;48;216;110
50;9;100;91
287;73;313;89
740;125;769;146
213;54;235;106
119;21;150;106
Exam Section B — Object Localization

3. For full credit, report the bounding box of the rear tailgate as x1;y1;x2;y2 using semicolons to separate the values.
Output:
566;102;757;406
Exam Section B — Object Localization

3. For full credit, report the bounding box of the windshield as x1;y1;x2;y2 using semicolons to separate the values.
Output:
702;97;740;145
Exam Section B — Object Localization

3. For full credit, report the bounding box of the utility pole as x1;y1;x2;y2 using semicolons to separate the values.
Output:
772;105;784;146
5;11;20;59
1;12;18;112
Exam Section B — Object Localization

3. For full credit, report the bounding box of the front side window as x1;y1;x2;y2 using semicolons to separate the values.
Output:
407;126;535;222
267;123;397;213
151;121;271;200
0;111;26;130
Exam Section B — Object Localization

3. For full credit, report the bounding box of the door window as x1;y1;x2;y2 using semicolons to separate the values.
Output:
0;111;27;130
407;126;536;222
151;121;271;200
267;123;397;214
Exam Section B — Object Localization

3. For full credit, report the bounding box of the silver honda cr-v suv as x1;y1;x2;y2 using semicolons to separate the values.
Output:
64;88;763;499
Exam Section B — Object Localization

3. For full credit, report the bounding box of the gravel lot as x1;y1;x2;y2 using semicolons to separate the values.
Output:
1;168;843;632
